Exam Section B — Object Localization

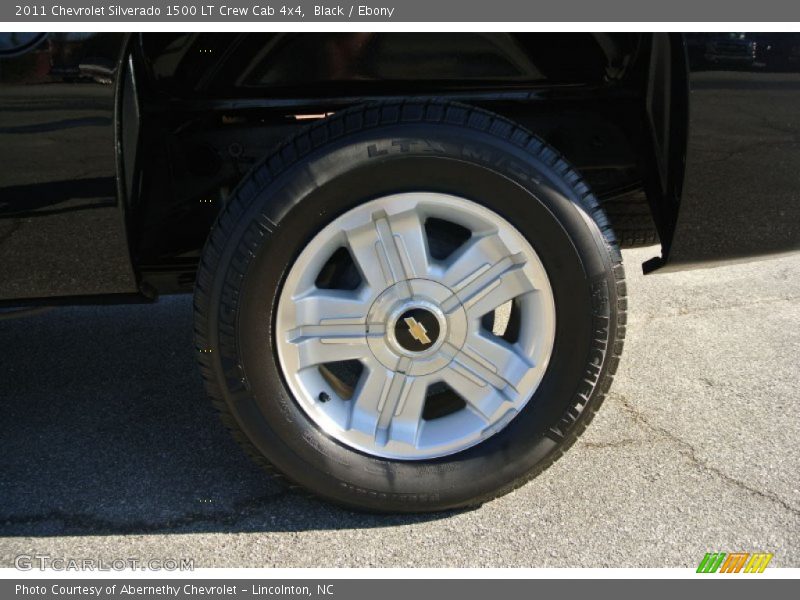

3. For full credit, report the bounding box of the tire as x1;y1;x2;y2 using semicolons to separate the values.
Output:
601;188;660;248
194;101;626;512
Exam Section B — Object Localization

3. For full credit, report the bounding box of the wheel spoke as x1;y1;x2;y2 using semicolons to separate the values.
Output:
442;353;517;421
288;330;370;369
348;359;428;447
382;378;428;447
443;252;535;319
440;232;512;290
287;291;371;369
345;209;430;296
368;357;425;447
383;208;430;280
348;361;393;435
461;331;534;394
293;289;370;326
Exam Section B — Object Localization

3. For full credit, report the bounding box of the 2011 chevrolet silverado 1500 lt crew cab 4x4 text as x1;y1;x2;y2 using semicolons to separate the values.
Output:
1;33;798;511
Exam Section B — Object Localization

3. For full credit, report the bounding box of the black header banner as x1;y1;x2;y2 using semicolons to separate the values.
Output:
5;0;800;22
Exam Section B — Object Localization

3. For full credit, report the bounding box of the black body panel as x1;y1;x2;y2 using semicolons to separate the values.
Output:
0;32;798;303
660;33;800;270
0;33;136;300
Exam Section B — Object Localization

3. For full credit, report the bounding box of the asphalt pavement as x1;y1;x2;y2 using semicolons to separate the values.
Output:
0;247;798;567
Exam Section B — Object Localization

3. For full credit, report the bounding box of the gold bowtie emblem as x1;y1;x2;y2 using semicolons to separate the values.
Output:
404;317;431;345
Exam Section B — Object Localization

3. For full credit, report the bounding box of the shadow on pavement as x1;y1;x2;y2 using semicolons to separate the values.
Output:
0;296;449;536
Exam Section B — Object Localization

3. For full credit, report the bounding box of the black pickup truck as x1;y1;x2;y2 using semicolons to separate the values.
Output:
1;33;798;511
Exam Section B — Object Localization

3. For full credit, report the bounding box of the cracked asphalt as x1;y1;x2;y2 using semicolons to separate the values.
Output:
0;247;798;567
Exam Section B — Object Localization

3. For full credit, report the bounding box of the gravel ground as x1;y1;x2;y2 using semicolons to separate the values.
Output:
0;247;798;568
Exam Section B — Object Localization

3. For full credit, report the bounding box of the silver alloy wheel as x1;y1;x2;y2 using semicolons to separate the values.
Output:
275;193;556;460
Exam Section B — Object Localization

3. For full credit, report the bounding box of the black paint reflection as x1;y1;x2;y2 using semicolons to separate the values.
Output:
0;33;135;300
666;34;800;269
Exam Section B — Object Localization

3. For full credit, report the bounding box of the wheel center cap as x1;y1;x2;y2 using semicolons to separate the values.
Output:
366;279;468;376
395;308;440;352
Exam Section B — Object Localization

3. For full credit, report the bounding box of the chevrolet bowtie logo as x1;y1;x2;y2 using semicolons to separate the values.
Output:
404;317;431;345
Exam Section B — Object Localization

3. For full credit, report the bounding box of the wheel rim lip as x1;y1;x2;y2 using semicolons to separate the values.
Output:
275;192;556;460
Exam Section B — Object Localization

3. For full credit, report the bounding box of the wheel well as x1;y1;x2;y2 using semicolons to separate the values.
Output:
121;33;686;293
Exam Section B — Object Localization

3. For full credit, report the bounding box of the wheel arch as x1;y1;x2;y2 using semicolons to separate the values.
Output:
118;33;687;295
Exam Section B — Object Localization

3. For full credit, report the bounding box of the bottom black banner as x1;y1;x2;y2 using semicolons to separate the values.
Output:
1;579;793;600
